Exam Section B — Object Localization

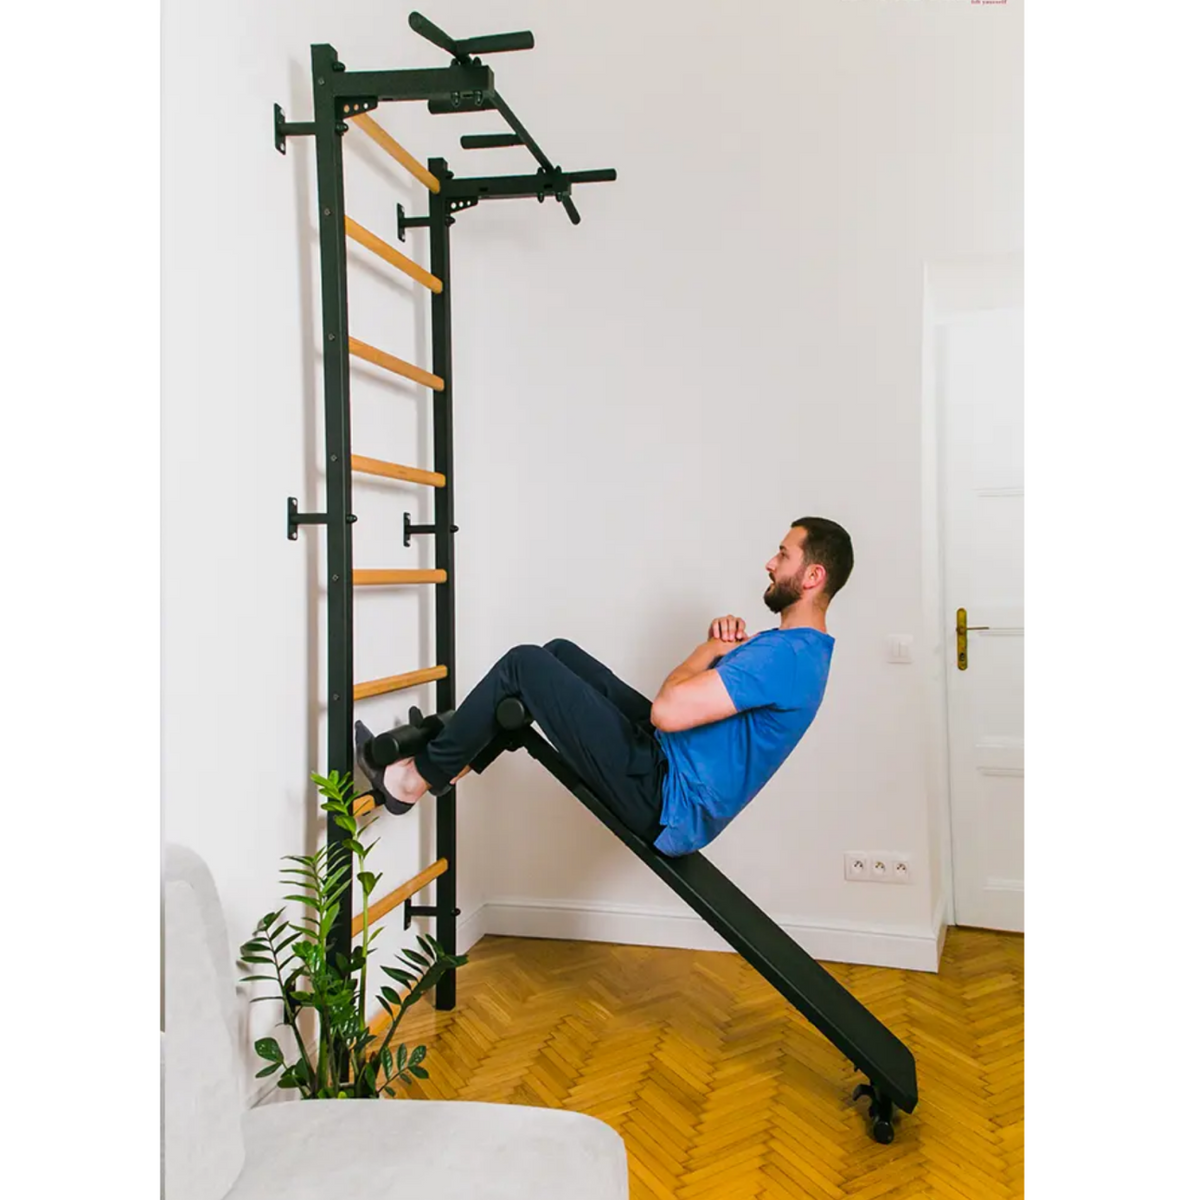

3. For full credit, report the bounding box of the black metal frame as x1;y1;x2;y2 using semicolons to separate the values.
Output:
278;12;615;1013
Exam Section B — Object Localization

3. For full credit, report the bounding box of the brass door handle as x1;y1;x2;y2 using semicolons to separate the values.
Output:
955;607;989;671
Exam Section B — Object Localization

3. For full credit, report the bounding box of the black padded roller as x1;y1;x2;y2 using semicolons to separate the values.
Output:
495;697;530;731
365;706;455;768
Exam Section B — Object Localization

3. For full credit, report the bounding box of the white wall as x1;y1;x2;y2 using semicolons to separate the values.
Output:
163;0;1021;1095
443;0;1021;960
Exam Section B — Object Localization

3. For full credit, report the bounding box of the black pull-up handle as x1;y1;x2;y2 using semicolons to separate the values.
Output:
461;133;523;149
409;12;534;61
459;30;535;56
565;169;618;185
409;11;457;55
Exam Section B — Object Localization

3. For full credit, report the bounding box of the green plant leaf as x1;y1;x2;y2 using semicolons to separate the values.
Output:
380;986;401;1005
254;1037;285;1064
241;954;273;965
401;949;430;968
381;966;416;985
318;902;341;937
255;1061;283;1078
409;1045;427;1067
410;1064;429;1080
240;975;279;983
382;1047;393;1078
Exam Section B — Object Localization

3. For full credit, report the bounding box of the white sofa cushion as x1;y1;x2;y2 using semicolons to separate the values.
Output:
164;876;247;1200
234;1099;629;1200
162;842;629;1200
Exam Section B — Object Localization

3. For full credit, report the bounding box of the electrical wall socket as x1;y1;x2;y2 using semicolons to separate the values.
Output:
844;853;869;880
844;852;913;884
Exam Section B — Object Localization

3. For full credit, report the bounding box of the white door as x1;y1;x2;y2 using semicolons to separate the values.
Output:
940;307;1024;932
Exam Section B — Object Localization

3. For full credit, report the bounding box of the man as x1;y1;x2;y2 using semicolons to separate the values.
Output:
355;517;852;857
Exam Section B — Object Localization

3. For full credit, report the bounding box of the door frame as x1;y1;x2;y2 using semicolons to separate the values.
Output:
920;253;1023;935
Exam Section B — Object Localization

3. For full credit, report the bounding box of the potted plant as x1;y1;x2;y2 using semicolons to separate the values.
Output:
239;770;467;1098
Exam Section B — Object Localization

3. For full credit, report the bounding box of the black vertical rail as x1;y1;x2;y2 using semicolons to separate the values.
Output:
312;43;355;974
428;158;458;1010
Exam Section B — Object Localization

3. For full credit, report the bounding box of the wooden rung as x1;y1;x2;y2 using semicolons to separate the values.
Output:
351;858;449;937
350;114;442;193
345;217;443;293
354;664;447;701
351;455;445;488
353;569;447;586
349;337;444;392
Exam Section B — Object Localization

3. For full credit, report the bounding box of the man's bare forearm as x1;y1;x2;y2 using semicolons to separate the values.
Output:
655;641;721;702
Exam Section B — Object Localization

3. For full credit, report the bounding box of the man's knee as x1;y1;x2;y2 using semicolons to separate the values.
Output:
542;637;577;658
503;643;549;667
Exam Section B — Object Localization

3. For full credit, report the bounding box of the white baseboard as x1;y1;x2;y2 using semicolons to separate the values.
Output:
455;901;489;955
932;893;949;969
480;896;943;973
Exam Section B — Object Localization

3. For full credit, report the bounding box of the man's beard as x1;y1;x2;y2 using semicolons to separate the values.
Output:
763;573;803;614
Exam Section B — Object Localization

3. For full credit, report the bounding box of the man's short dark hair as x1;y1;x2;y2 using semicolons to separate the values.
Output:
792;517;854;605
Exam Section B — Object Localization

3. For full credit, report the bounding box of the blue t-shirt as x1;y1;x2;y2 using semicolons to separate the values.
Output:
652;628;834;857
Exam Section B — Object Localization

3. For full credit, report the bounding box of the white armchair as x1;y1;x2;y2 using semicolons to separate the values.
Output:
162;844;629;1200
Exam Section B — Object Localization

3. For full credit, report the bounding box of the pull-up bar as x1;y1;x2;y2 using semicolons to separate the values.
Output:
461;133;522;150
409;11;534;62
276;12;615;226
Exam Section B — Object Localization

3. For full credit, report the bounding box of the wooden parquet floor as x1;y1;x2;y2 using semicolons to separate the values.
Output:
380;927;1024;1199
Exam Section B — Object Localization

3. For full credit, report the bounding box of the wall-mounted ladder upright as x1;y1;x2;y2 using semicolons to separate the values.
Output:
277;10;616;1008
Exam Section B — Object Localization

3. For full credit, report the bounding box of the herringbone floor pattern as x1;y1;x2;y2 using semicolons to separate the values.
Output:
379;928;1023;1198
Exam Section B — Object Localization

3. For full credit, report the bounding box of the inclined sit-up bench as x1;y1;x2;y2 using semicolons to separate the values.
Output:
371;699;919;1145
